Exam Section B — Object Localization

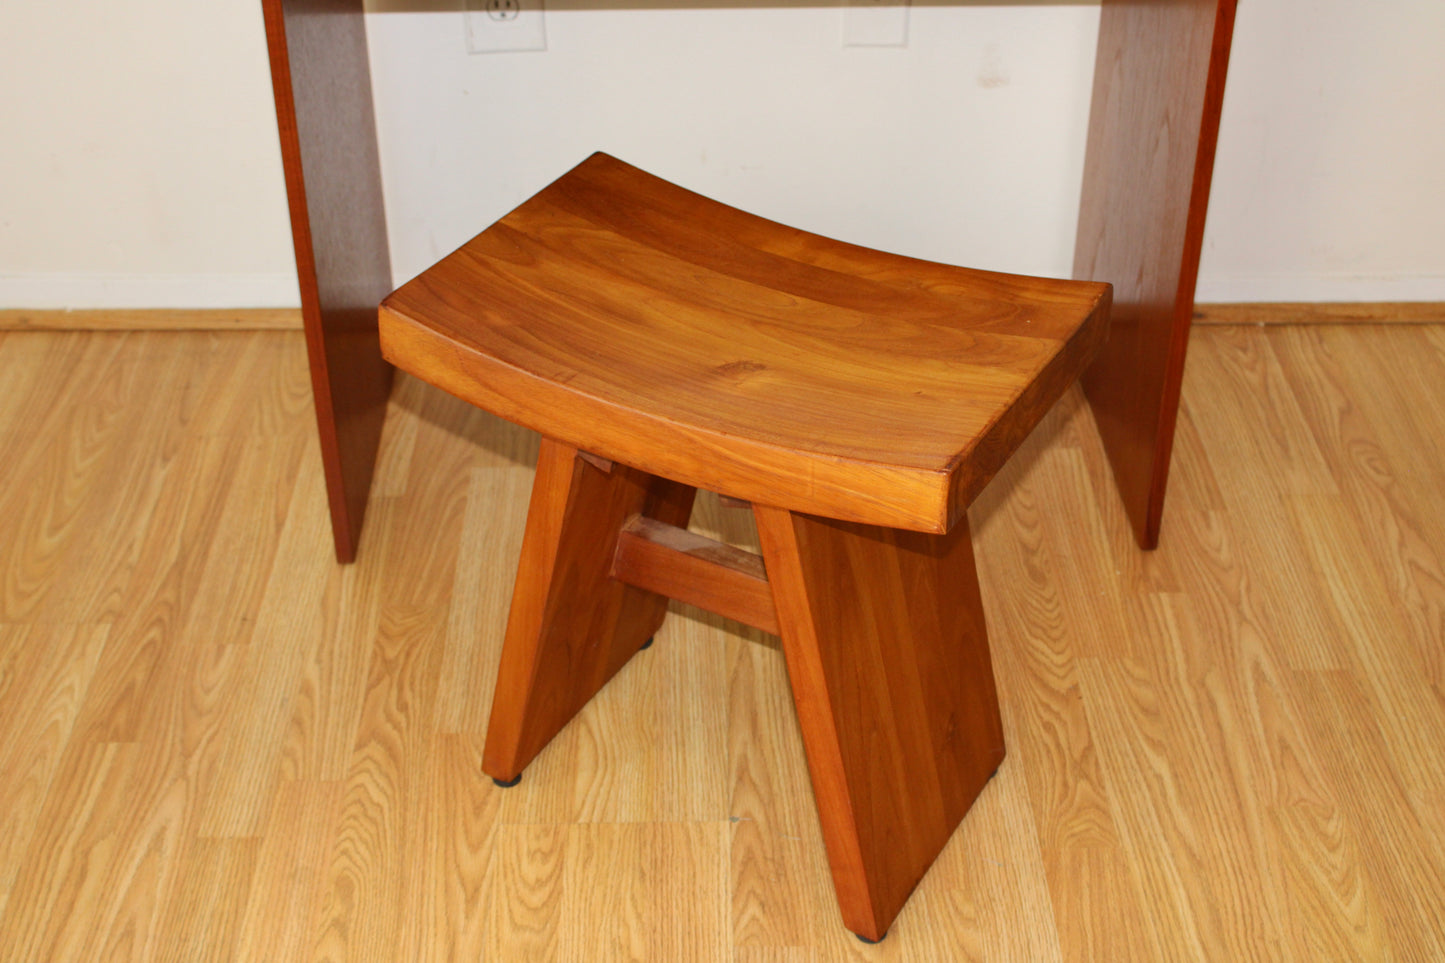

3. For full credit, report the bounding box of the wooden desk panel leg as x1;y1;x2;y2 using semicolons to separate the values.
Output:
1075;0;1237;549
753;506;1005;942
482;439;696;783
262;0;394;562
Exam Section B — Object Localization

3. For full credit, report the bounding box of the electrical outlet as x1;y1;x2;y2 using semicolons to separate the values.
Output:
465;0;546;54
486;0;519;21
843;0;909;48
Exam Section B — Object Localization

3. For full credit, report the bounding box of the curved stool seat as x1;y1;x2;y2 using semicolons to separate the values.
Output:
382;152;1109;534
380;152;1110;942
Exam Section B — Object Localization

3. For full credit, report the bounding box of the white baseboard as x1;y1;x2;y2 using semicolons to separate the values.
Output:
0;272;302;310
1194;274;1445;304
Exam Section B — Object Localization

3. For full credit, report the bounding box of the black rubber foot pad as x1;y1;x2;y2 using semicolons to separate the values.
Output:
639;636;655;650
855;932;887;944
492;773;522;788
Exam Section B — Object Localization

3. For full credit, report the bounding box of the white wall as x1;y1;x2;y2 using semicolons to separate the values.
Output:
365;3;1099;287
1198;0;1445;302
1;1;1442;309
0;2;299;308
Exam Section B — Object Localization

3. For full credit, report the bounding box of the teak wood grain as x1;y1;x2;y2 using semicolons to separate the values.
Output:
753;505;1004;941
479;450;1006;941
381;152;1111;535
1075;0;1238;549
481;438;695;782
261;0;393;562
611;516;780;636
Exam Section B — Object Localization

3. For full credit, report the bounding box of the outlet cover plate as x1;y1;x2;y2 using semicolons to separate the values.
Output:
466;0;546;54
843;0;909;48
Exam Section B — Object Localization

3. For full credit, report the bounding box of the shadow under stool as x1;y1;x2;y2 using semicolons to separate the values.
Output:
379;152;1112;943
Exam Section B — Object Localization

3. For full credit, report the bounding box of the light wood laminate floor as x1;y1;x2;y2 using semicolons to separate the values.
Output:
0;323;1442;960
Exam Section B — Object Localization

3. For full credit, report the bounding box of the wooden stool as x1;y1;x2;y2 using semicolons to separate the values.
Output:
379;153;1111;942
